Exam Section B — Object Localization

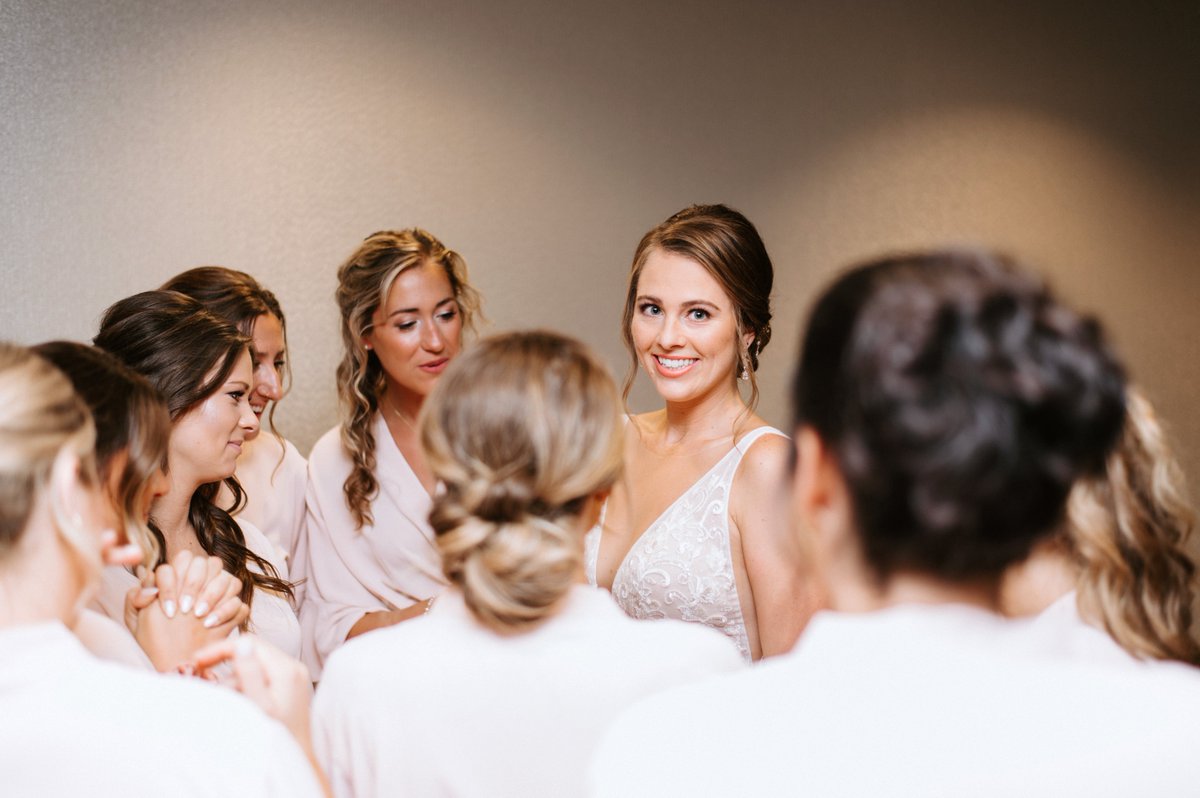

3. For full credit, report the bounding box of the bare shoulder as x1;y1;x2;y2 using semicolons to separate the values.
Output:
734;426;792;486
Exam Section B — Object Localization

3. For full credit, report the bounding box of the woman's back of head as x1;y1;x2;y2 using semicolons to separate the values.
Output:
792;248;1127;583
420;330;623;631
0;343;95;566
31;341;171;569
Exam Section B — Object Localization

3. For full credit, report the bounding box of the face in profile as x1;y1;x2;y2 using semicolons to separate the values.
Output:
167;350;258;485
363;260;463;401
631;248;748;405
249;312;286;422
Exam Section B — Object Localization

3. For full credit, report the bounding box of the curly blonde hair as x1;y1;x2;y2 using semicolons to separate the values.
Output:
335;229;481;528
1069;387;1200;664
420;331;623;631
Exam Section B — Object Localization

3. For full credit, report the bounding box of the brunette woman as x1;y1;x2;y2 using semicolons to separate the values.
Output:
586;204;816;661
95;290;300;658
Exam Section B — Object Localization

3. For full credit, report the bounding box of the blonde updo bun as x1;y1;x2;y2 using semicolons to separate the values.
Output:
421;330;623;631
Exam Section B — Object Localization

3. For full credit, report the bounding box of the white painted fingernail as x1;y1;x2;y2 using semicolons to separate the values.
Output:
179;595;193;615
163;600;176;619
203;613;220;629
193;600;210;618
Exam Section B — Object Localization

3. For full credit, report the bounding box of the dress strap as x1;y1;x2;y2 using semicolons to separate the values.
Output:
734;425;788;454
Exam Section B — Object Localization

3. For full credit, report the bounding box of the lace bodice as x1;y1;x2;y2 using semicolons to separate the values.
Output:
584;426;786;662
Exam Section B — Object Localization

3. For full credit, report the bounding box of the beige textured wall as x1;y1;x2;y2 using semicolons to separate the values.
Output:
2;1;1198;485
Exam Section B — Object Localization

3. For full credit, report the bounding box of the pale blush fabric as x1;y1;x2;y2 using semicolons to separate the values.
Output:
0;623;322;796
90;519;301;660
584;425;787;662
591;603;1200;798
72;607;153;670
300;415;445;678
223;431;309;576
313;586;742;798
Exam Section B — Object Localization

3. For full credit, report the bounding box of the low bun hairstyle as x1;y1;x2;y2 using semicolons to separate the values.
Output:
792;248;1127;583
421;330;623;631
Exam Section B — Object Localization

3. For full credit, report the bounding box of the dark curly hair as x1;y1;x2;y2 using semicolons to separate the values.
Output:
791;248;1127;582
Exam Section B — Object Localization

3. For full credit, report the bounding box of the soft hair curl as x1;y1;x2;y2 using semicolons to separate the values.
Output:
420;330;623;631
0;343;98;576
335;228;481;528
1068;387;1200;664
792;248;1127;582
622;204;774;413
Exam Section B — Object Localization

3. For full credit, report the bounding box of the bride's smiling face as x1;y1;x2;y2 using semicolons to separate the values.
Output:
630;249;751;405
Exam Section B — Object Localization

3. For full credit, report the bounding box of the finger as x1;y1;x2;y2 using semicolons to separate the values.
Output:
230;637;273;708
193;561;231;618
178;553;210;616
154;563;179;619
203;595;248;630
192;638;237;671
100;529;143;567
128;583;159;611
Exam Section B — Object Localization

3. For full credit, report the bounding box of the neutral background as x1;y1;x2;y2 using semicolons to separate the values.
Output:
3;1;1198;484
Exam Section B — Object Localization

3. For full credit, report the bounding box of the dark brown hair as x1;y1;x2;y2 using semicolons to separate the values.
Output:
791;248;1127;583
33;341;171;568
162;266;291;439
95;290;294;611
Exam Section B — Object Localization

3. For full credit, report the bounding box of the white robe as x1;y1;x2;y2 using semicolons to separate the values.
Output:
591;603;1200;798
313;585;743;798
0;622;322;796
300;415;445;677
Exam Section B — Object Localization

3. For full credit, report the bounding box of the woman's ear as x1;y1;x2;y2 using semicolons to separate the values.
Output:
792;428;854;570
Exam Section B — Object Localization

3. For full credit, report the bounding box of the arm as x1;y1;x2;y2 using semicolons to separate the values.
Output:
346;600;432;639
730;433;826;658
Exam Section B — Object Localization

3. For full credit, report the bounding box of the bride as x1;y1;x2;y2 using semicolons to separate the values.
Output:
586;203;819;661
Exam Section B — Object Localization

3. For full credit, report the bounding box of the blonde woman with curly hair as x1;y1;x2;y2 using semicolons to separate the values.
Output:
312;331;740;798
1001;387;1200;666
302;228;482;675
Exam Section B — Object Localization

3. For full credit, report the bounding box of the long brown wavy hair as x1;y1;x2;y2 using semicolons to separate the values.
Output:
95;290;294;616
334;229;481;529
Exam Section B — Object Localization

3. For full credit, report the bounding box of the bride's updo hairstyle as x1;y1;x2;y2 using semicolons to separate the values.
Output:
420;330;623;631
792;248;1127;583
